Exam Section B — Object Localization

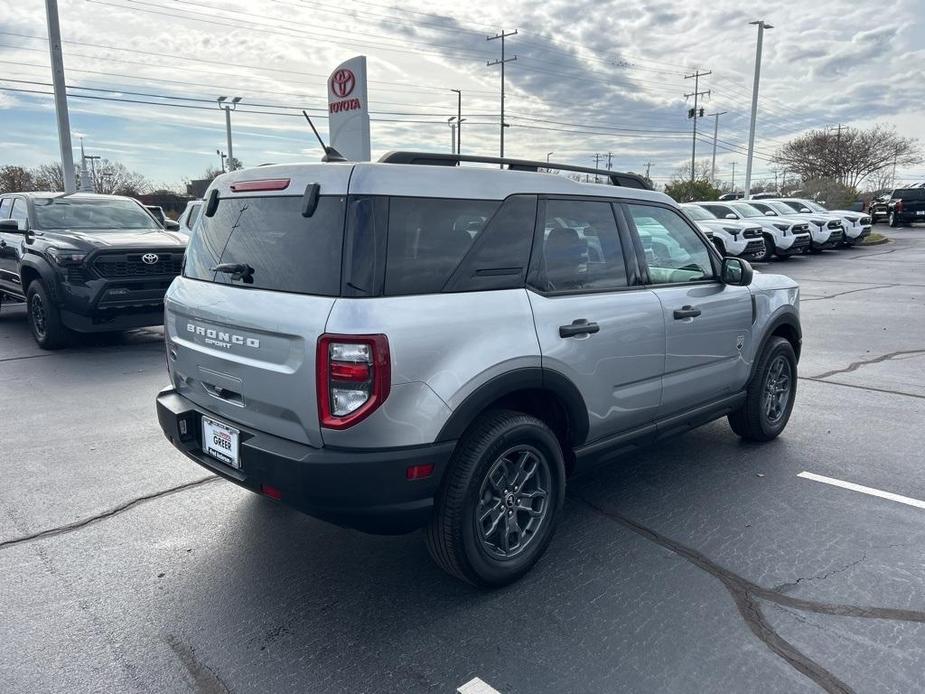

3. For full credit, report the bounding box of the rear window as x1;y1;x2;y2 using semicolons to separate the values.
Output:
183;195;346;295
895;189;925;201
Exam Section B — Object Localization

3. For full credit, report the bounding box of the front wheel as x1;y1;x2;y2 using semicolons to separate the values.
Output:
425;410;566;587
888;212;899;228
758;235;775;262
27;281;72;350
729;336;797;442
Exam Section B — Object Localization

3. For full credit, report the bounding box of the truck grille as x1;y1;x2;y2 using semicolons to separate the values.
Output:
791;235;810;249
792;223;809;234
860;216;871;225
827;220;842;230
93;252;183;278
743;227;762;239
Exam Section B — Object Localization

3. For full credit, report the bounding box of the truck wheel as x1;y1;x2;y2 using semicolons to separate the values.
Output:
425;410;565;587
888;212;899;228
729;336;797;442
758;235;775;262
27;281;72;350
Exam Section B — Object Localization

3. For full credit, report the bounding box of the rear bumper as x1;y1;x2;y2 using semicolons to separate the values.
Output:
156;388;455;534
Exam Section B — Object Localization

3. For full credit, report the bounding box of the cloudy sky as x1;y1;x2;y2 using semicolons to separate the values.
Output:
1;0;923;191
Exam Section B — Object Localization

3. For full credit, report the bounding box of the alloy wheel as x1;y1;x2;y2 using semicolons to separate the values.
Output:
30;293;47;339
764;355;792;424
476;445;551;559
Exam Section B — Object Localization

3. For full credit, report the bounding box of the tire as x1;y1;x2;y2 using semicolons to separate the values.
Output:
713;239;726;257
729;336;797;442
26;280;72;350
425;410;566;587
758;235;775;263
888;212;899;228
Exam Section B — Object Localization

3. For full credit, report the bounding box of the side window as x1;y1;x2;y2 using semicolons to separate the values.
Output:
10;199;28;229
0;198;10;219
384;197;499;296
186;203;202;230
531;199;628;292
627;204;716;285
445;195;537;292
702;204;735;219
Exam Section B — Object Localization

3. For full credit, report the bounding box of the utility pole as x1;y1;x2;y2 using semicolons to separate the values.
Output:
708;111;727;183
86;154;101;192
829;123;845;185
451;89;462;154
744;20;773;199
217;149;227;174
685;69;711;185
487;29;517;162
606;152;613;170
45;0;76;192
592;153;602;182
645;162;652;180
447;117;457;154
217;96;242;170
731;161;737;192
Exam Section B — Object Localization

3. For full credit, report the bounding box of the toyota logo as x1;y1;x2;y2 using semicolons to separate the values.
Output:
331;69;356;98
142;253;159;265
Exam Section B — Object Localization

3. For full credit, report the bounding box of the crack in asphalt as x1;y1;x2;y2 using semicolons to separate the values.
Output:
810;349;925;380
0;476;218;550
800;284;896;302
799;377;925;401
847;248;898;260
165;634;231;694
772;555;868;594
572;495;925;694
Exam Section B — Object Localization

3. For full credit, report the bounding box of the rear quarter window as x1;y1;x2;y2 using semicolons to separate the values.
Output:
183;195;346;296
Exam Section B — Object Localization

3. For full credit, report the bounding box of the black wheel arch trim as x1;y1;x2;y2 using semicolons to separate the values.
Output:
19;256;60;302
436;367;590;446
751;307;801;379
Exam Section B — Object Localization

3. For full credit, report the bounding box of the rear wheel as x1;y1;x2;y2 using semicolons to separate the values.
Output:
27;281;72;350
729;336;797;442
425;410;565;587
888;211;899;228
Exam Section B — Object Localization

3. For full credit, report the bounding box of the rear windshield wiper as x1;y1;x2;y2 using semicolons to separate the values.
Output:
211;262;254;283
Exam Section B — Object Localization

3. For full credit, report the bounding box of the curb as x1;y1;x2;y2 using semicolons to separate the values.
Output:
860;235;891;247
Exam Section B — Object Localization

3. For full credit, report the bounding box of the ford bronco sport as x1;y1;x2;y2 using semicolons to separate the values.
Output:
156;153;801;587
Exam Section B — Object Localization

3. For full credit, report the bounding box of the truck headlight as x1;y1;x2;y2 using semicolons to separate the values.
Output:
46;248;88;267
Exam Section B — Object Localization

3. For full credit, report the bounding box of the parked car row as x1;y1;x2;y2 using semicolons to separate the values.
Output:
679;197;872;262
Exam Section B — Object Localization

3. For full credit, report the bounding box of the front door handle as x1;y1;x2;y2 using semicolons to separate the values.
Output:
673;305;702;320
559;319;600;338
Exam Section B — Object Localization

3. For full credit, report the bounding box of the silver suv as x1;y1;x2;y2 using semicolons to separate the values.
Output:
156;152;802;587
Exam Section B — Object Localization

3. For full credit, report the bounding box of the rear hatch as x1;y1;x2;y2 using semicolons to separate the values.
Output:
164;166;352;447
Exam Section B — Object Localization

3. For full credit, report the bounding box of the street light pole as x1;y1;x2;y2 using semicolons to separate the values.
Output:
217;96;242;170
217;149;227;174
744;20;773;200
451;89;462;154
45;0;76;192
546;152;554;162
447;117;457;154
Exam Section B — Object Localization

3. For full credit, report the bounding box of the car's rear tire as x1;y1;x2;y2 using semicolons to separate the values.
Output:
728;336;797;442
888;212;899;228
425;410;566;587
27;281;72;350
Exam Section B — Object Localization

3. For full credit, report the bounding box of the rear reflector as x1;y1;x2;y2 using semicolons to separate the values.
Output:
260;484;283;500
406;463;434;480
230;178;291;192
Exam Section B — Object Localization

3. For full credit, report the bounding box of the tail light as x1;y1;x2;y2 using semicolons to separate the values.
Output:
317;334;390;429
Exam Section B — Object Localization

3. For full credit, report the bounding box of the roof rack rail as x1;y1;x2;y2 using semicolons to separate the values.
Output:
378;151;653;190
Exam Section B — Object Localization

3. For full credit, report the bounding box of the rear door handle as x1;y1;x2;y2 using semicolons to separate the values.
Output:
673;305;702;320
559;319;600;338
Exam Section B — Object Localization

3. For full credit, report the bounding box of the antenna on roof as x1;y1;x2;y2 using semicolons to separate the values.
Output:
302;111;347;163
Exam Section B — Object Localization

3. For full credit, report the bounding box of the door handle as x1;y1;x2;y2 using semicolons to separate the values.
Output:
673;305;702;320
559;319;600;338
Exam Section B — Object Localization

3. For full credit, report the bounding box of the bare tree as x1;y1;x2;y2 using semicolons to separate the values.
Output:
0;166;36;193
774;125;920;189
93;160;151;196
33;162;71;191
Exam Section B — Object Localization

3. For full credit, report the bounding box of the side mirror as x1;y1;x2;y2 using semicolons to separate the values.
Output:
0;219;21;232
800;207;811;213
725;213;737;220
764;211;775;216
721;257;753;286
164;219;180;231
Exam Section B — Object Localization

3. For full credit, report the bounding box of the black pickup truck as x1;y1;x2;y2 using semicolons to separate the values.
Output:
0;192;187;349
869;187;925;227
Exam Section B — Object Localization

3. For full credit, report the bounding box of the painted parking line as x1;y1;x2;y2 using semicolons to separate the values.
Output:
798;471;925;510
458;677;502;694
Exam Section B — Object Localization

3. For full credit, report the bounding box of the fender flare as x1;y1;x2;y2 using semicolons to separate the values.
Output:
751;307;801;378
19;254;61;302
436;367;590;446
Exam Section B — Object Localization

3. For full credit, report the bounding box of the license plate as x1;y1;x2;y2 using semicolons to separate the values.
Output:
202;416;240;468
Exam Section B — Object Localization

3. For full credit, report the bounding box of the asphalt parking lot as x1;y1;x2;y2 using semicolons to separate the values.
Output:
1;229;924;694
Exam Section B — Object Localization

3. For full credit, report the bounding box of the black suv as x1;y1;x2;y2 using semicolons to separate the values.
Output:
0;192;187;348
870;187;925;227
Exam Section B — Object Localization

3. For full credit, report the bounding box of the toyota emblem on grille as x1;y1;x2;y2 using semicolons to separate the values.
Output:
142;253;159;265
